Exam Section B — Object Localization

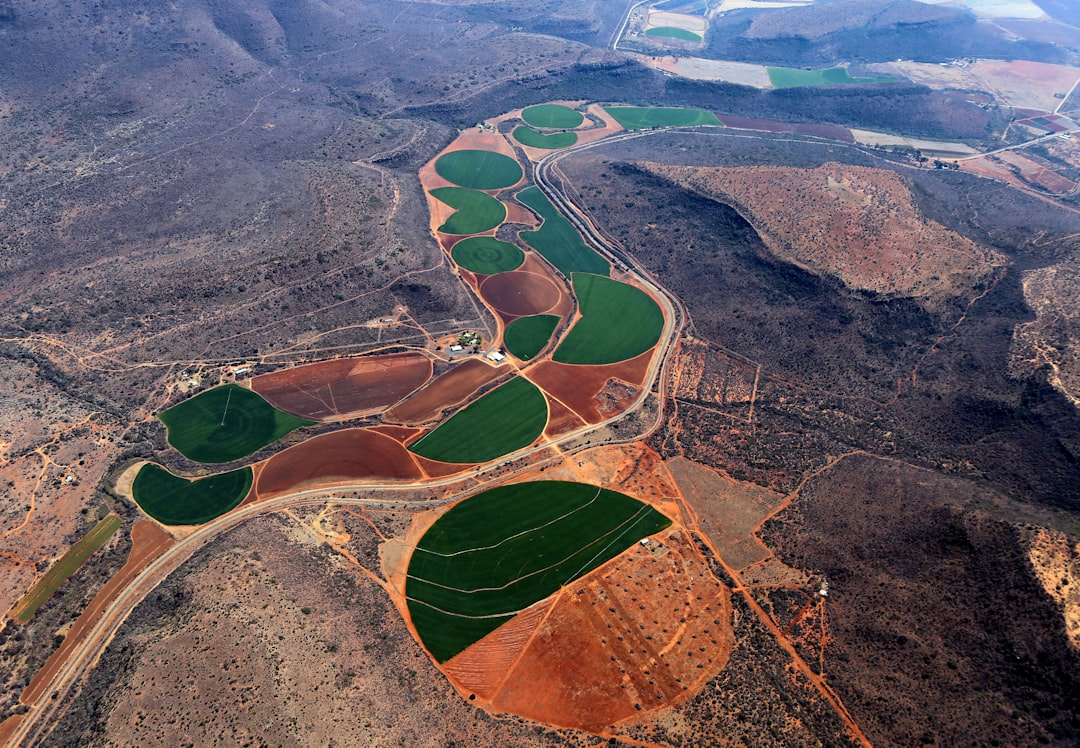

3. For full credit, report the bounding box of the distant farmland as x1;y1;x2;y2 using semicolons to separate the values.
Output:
132;464;252;525
407;480;672;661
512;127;578;150
554;274;663;365
604;106;722;130
159;384;313;464
408;377;548;463
646;27;702;42
430;187;507;234
518;187;610;277
767;66;893;89
435;149;523;190
521;104;584;129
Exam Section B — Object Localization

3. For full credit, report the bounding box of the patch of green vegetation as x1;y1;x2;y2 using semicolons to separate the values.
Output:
409;377;547;464
517;187;609;278
407;480;672;661
512;126;578;150
520;104;584;129
553;274;664;365
434;149;523;190
132;463;252;525
159;384;313;464
503;314;560;361
645;26;702;42
766;66;893;89
450;236;524;274
603;106;721;131
430;187;507;235
11;515;122;623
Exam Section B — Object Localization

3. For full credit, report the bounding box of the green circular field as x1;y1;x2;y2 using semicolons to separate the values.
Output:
430;187;507;235
158;384;314;464
408;377;547;464
434;149;523;190
504;314;560;361
645;26;702;43
451;236;524;274
521;104;584;129
132;463;252;525
406;480;672;662
553;274;664;365
512;126;578;150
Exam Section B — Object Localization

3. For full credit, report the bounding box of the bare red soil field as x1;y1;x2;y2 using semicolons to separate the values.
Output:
385;359;503;424
543;395;588;439
528;350;653;424
21;522;174;706
446;528;732;735
717;113;855;143
369;424;424;442
256;429;423;497
251;353;432;421
479;271;563;317
412;454;475;479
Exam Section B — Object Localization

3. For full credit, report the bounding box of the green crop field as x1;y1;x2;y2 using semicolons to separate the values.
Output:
512;126;578;150
430;187;506;235
518;187;609;278
11;515;122;623
406;480;672;661
503;314;560;361
434;149;523;190
767;66;893;89
409;377;547;464
604;106;721;130
520;104;584;129
645;26;702;42
450;236;524;274
132;463;253;525
553;274;664;365
159;384;313;464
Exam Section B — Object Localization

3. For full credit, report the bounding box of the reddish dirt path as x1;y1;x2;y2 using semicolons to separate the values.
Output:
20;522;174;706
385;358;503;424
256;428;424;497
251;352;432;421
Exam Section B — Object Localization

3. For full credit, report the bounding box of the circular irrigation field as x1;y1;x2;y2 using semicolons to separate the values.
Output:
132;463;252;526
521;104;584;129
435;149;523;190
512;127;577;150
406;480;671;662
451;236;524;274
158;384;313;464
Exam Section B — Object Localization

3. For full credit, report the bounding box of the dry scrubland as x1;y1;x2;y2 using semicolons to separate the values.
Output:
644;162;1006;302
1011;259;1080;408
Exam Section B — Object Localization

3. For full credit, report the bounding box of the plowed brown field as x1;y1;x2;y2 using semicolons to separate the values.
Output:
528;350;654;424
479;271;562;317
251;353;432;421
385;359;503;424
442;528;732;735
256;429;422;497
543;395;587;439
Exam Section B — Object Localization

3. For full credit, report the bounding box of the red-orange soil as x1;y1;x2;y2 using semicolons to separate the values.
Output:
543;395;588;439
444;527;732;735
21;522;174;706
385;359;503;424
528;349;654;424
479;271;562;317
412;454;475;479
251;353;432;421
256;429;423;497
0;715;22;745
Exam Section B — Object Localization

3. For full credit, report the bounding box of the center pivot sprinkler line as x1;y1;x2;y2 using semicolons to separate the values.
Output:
220;387;232;426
